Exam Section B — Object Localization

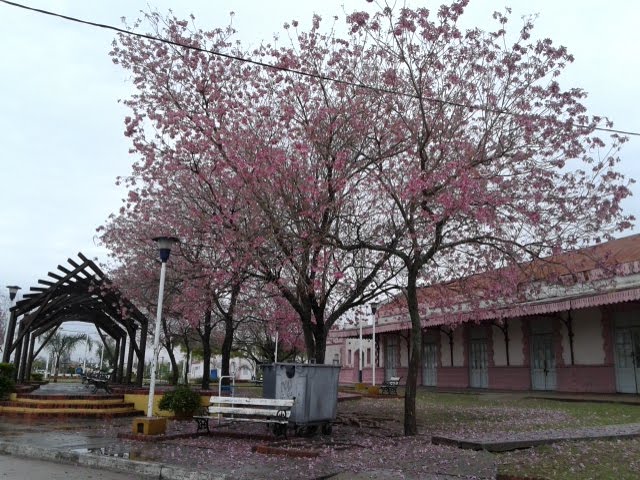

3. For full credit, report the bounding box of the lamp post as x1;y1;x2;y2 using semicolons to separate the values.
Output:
3;285;21;360
370;302;378;386
147;236;179;418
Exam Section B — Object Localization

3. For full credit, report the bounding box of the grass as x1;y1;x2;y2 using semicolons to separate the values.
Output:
372;390;640;479
411;391;640;431
497;439;640;479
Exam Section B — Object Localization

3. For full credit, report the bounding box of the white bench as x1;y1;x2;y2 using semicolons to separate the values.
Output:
194;396;295;437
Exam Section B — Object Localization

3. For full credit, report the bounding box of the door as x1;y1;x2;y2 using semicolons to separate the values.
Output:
531;334;556;390
615;328;640;393
385;336;398;380
469;339;488;388
422;342;437;386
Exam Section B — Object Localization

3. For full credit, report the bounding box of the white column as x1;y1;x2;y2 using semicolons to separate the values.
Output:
359;314;363;383
372;314;376;386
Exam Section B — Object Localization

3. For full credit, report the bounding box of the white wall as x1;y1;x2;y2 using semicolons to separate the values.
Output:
324;343;343;365
492;324;507;366
510;318;525;366
562;308;605;365
190;356;255;380
439;327;465;367
492;318;524;366
344;338;373;367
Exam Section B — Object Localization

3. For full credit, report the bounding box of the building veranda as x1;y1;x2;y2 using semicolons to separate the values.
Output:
328;234;640;395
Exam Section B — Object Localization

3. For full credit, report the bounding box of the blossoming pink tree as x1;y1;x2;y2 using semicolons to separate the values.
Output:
329;1;633;434
107;1;633;435
108;10;403;367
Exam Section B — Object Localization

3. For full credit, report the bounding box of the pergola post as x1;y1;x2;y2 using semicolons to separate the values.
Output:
14;322;25;381
118;336;126;383
2;311;17;363
25;334;36;381
19;329;31;383
126;328;135;384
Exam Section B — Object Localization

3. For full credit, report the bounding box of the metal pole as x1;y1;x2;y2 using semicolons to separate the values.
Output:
147;261;167;418
99;343;104;370
372;312;376;386
274;330;279;363
359;315;363;383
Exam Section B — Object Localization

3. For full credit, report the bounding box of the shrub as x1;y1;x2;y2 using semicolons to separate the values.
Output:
159;386;202;416
0;363;15;400
31;373;44;382
367;386;381;395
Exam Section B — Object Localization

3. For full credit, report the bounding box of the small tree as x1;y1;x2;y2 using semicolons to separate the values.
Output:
0;363;15;399
45;333;85;382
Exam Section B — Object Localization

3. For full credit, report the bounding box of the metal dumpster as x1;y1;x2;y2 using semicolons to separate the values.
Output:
261;362;341;435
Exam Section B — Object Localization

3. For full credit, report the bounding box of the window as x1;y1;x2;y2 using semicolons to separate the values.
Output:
367;348;371;365
348;349;352;365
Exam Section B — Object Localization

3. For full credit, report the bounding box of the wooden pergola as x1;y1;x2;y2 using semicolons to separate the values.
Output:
3;253;149;386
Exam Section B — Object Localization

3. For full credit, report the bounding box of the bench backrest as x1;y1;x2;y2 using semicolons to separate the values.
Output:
388;376;401;384
208;396;294;408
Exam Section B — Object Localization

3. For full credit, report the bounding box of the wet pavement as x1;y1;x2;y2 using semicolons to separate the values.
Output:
0;454;145;480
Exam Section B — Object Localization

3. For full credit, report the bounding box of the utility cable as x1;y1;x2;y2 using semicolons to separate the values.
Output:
1;0;639;138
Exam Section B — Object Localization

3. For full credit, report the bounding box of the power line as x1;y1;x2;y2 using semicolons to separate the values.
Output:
1;0;639;138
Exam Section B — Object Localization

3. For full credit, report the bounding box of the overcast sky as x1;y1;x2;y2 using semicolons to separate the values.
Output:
1;0;639;305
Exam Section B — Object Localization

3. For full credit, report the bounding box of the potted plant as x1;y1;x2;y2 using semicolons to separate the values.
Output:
159;386;202;419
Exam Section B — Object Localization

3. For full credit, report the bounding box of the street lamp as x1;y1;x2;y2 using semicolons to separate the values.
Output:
3;285;21;360
147;236;179;418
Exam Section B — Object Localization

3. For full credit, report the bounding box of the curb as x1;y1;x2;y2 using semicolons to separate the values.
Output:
0;440;228;480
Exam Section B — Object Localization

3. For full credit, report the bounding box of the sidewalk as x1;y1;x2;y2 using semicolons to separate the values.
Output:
0;383;490;479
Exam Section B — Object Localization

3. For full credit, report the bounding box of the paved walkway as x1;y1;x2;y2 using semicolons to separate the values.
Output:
432;422;640;452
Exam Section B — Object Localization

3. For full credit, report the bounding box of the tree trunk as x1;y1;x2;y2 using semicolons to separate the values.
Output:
403;268;422;436
220;316;234;385
300;309;317;362
183;343;191;385
220;283;240;386
53;355;60;383
313;325;326;364
200;310;213;390
167;347;179;386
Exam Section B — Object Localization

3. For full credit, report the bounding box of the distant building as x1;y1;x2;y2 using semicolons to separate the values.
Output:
189;355;254;382
329;234;640;394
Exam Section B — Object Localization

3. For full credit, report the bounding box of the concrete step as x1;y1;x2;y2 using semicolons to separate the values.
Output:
0;405;143;419
16;393;124;401
0;400;136;410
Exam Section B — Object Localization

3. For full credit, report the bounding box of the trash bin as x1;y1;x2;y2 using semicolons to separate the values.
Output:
261;362;341;435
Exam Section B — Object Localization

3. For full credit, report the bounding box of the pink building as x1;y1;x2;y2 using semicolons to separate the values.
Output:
328;234;640;394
